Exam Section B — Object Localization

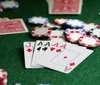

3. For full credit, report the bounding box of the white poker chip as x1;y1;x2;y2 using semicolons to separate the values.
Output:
83;23;98;32
90;28;100;38
65;19;85;28
49;30;64;37
28;16;49;24
0;0;19;9
31;26;52;38
66;30;85;43
54;18;67;25
78;35;100;48
45;23;61;29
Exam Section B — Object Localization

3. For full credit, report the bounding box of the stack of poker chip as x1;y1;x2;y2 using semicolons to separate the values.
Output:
0;69;7;85
0;0;19;13
28;16;100;48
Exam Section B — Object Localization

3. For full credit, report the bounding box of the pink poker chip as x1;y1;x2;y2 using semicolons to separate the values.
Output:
0;69;7;85
54;18;67;25
31;26;52;38
78;35;100;48
66;30;85;43
0;8;3;12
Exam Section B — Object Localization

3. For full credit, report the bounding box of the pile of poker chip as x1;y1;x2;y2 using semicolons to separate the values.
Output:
0;0;19;13
28;16;100;48
0;69;7;85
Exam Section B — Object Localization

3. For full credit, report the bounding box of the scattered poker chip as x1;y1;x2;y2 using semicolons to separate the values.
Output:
0;0;19;9
0;69;7;85
0;7;3;12
90;28;100;38
54;18;67;25
48;35;66;42
65;19;85;29
83;23;98;32
45;23;61;29
49;30;64;37
64;29;86;35
31;26;52;38
66;30;85;43
28;16;49;24
78;35;100;48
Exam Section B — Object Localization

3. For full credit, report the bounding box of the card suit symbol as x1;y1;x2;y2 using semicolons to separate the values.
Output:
56;49;61;52
42;47;48;51
50;47;55;51
27;48;32;53
37;47;41;51
64;56;67;59
70;62;75;66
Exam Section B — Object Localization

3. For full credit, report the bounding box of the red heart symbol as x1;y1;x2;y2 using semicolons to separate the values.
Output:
50;47;55;51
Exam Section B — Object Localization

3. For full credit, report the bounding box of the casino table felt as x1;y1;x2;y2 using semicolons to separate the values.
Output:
0;0;100;85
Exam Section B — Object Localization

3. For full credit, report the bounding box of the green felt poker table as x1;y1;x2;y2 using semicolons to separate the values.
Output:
0;0;100;85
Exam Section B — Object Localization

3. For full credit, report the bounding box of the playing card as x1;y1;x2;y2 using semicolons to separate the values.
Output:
31;40;44;68
24;42;35;68
37;44;93;74
33;40;51;67
64;46;93;73
49;0;83;14
0;19;28;35
35;40;72;67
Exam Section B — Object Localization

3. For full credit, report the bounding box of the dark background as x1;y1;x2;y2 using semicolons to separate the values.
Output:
0;0;100;85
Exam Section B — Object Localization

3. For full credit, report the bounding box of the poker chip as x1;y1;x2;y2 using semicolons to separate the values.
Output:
78;35;100;48
54;18;67;25
31;26;52;38
65;19;85;29
48;35;66;43
0;0;19;9
83;23;98;32
64;29;86;34
45;23;61;29
0;7;3;12
28;16;49;24
49;30;64;37
0;69;7;85
90;28;100;38
66;30;85;43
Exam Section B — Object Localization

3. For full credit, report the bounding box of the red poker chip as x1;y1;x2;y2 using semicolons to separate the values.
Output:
48;36;64;41
54;18;67;25
31;26;52;38
66;30;85;43
78;35;100;48
0;69;7;85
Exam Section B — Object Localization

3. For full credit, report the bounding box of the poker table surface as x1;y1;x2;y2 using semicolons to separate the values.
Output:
0;0;100;85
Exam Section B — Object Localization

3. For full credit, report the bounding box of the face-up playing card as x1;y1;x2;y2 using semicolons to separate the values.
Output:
31;40;44;68
24;42;35;68
48;0;83;14
37;44;93;74
0;19;28;35
64;46;93;73
35;40;72;67
33;40;51;67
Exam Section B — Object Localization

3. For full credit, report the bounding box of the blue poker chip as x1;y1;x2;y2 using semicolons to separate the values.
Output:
0;0;19;9
28;16;49;24
65;19;85;29
64;29;86;34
